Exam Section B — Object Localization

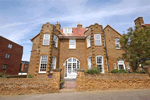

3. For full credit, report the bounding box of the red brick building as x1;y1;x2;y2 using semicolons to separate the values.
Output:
28;17;147;79
0;36;23;75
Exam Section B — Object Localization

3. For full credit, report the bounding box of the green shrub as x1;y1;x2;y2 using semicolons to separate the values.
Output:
84;67;100;74
110;69;127;73
28;74;33;78
142;60;150;66
0;73;10;78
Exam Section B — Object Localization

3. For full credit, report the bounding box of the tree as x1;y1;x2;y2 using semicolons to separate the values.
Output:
119;26;150;72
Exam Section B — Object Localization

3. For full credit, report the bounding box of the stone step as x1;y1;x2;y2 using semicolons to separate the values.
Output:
62;81;77;89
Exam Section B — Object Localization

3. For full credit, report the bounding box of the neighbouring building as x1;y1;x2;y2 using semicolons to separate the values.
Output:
0;36;23;75
28;17;147;79
18;61;29;75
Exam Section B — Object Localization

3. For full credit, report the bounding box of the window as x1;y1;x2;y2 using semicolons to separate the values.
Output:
63;28;72;33
8;44;12;49
118;59;125;70
114;63;117;69
39;55;48;73
96;55;104;73
5;54;10;58
69;39;76;49
115;38;120;49
87;35;91;47
53;35;58;47
51;56;56;70
43;34;50;45
88;57;92;69
94;34;102;46
2;64;7;70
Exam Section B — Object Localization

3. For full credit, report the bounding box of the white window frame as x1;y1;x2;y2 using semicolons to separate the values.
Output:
51;56;56;70
8;44;12;49
118;60;125;70
43;34;50;45
94;34;102;46
5;54;10;58
53;35;58;47
88;56;92;69
69;39;76;49
114;63;117;69
63;27;72;33
96;55;104;73
39;55;48;73
115;38;120;49
87;35;91;48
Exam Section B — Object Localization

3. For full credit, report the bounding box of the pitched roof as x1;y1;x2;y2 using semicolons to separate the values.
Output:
104;25;122;36
60;27;86;36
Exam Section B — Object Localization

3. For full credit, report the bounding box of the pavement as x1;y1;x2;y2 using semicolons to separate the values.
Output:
0;89;150;100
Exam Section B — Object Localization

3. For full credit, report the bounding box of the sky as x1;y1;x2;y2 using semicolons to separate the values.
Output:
0;0;150;61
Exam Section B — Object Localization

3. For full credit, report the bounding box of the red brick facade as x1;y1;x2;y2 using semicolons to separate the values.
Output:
0;36;23;75
28;20;137;78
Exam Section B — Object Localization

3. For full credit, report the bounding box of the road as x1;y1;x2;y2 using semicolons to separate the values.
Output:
0;89;150;100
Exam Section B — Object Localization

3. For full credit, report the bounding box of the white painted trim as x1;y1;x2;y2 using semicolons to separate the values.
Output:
39;55;48;73
64;57;80;78
94;34;102;46
69;39;76;49
42;34;50;45
18;73;27;75
87;35;91;48
117;60;126;70
96;55;104;73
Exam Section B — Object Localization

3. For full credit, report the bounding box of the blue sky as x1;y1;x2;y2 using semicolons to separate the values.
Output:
0;0;150;61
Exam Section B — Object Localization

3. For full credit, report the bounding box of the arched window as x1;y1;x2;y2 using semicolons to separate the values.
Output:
65;57;80;78
87;35;91;47
43;34;50;45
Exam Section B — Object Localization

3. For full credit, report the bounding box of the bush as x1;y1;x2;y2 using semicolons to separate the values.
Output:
28;74;33;78
0;73;10;78
110;69;127;73
142;60;150;66
84;67;100;74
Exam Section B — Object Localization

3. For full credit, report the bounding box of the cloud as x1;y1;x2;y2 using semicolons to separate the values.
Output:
0;0;150;61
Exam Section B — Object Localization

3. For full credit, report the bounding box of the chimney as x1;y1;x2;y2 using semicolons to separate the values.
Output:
77;23;82;28
55;21;61;30
134;17;144;27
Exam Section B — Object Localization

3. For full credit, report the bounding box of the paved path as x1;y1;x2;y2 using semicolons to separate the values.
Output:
1;89;150;100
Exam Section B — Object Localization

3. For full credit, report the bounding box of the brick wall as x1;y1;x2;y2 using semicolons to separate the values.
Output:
0;69;61;95
0;36;23;75
76;69;150;91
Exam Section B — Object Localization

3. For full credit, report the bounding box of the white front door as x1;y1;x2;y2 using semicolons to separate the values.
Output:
65;57;80;79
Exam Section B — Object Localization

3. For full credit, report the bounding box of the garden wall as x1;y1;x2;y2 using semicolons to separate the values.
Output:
76;69;150;91
0;69;61;95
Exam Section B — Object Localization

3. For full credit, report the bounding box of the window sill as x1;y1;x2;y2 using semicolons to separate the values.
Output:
53;46;58;49
87;46;91;49
39;71;46;73
69;48;76;50
95;45;102;47
116;48;121;50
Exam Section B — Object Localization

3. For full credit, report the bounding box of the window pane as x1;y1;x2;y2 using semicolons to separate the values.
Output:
39;55;47;72
119;65;124;70
94;34;101;45
43;34;50;45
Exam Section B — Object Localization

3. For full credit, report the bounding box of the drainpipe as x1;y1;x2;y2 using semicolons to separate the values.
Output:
103;31;109;72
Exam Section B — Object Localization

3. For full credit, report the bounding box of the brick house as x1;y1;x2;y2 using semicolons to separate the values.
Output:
0;36;23;75
28;18;148;79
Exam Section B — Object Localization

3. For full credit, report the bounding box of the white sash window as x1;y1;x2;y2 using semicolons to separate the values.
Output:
69;39;76;49
53;35;58;47
88;57;92;69
94;34;102;46
51;56;56;70
39;55;47;73
96;55;104;73
87;35;91;47
43;34;50;45
115;38;120;49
